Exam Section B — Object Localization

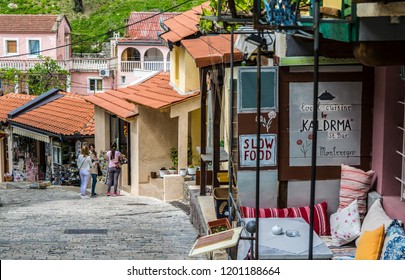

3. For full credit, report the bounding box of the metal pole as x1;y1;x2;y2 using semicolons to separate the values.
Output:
255;31;262;260
229;27;234;224
309;0;320;260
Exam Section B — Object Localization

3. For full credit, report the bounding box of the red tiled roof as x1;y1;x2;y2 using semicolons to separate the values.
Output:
0;93;36;123
0;14;64;33
11;92;94;136
160;2;210;43
127;12;179;41
84;91;138;120
182;35;244;67
86;73;199;113
117;72;199;109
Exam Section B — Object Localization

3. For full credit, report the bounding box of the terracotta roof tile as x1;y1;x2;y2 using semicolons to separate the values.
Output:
84;91;138;120
0;93;36;123
11;93;94;136
182;35;244;67
160;2;210;43
127;12;179;40
119;72;199;109
0;14;62;33
86;73;199;113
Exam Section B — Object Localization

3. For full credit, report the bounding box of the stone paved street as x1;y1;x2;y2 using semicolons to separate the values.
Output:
0;184;207;260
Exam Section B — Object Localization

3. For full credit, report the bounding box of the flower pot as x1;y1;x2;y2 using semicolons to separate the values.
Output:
159;169;167;178
207;218;231;234
188;167;196;175
168;169;177;174
179;168;187;176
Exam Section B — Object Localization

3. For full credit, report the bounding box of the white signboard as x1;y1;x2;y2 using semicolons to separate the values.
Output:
239;134;277;167
289;82;362;166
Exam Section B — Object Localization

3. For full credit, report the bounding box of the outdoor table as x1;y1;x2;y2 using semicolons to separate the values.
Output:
238;217;333;260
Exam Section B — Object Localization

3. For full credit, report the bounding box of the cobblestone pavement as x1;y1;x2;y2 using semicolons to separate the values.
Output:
0;184;207;260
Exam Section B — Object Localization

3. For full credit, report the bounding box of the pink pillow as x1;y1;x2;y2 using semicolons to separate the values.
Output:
339;164;374;220
240;201;330;236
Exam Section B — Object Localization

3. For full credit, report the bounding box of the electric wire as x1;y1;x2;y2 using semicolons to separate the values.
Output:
0;0;196;58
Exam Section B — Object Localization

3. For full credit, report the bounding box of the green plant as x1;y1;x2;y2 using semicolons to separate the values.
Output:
169;147;178;169
189;155;200;168
27;56;70;95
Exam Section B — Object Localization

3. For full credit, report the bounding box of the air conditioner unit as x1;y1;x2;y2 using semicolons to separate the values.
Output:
99;69;110;77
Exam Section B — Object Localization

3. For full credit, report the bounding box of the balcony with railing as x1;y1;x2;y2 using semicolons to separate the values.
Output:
0;57;169;73
0;59;68;71
121;60;170;72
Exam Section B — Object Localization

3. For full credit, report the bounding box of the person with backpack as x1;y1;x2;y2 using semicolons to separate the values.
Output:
77;145;92;199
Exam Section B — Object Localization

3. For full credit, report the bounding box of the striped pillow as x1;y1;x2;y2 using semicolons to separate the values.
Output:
239;201;330;236
338;164;374;220
239;206;289;218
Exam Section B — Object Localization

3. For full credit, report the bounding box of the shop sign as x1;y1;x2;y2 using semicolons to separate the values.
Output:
239;134;277;167
289;82;362;166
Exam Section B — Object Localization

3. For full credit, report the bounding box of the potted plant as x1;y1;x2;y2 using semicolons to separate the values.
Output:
168;166;177;174
159;167;167;178
179;168;187;176
187;155;200;176
207;218;231;234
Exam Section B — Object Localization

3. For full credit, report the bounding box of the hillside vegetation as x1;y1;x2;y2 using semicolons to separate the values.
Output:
0;0;206;52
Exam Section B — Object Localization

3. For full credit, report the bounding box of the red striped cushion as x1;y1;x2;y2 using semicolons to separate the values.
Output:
289;201;330;236
240;206;290;218
339;164;374;220
240;201;330;236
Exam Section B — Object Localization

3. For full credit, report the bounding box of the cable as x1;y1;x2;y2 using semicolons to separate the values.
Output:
0;0;196;59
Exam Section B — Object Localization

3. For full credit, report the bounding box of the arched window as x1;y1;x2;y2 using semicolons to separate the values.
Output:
121;47;141;72
144;48;164;71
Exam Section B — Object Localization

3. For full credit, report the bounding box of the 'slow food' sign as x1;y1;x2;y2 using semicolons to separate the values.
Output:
239;134;277;167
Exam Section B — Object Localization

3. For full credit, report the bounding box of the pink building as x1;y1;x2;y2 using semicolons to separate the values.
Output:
0;14;71;93
0;12;177;95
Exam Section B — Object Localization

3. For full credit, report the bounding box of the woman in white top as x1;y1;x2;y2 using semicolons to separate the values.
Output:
77;145;92;199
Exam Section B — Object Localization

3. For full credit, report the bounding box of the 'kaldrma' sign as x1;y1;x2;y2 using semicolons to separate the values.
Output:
289;82;362;166
239;134;277;167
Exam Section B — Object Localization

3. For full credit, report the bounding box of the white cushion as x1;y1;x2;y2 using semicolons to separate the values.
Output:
355;198;392;246
330;199;361;246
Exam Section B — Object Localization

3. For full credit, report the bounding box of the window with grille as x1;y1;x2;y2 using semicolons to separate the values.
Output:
89;78;103;93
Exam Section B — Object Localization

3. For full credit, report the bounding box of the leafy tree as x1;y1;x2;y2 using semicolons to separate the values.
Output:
0;68;22;94
27;56;70;95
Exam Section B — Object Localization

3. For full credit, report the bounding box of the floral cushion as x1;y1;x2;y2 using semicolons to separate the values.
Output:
240;201;330;236
381;219;405;260
330;199;361;246
338;164;374;220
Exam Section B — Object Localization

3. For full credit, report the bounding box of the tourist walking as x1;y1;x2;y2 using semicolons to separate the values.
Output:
77;145;92;199
89;143;99;197
105;142;122;197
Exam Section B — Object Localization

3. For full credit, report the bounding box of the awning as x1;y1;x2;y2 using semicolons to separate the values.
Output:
12;126;50;143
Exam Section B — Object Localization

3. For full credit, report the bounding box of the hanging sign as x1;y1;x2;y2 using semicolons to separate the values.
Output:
239;134;277;167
